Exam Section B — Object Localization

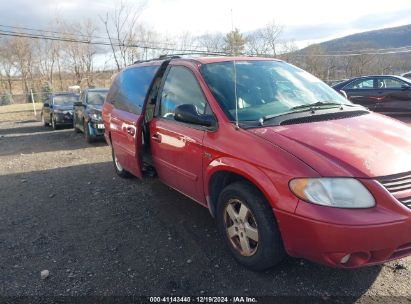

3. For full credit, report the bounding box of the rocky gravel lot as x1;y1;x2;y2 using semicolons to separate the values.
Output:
1;104;411;301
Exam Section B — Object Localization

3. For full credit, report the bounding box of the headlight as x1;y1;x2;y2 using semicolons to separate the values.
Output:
89;112;102;120
289;178;375;208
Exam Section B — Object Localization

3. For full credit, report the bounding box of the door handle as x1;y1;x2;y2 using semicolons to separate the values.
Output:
127;127;135;136
151;133;161;143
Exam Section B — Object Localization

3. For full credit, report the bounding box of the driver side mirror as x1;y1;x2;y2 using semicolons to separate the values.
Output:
401;84;410;90
174;104;216;127
339;90;348;99
43;103;50;108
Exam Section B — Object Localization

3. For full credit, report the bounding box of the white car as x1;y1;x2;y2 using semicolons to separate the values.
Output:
401;71;411;80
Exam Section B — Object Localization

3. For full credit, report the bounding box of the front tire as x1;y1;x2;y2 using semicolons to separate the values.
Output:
42;113;49;127
216;181;285;271
73;116;81;133
83;120;94;143
51;115;59;130
111;146;132;178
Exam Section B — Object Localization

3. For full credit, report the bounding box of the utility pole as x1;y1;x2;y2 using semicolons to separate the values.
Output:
30;89;37;117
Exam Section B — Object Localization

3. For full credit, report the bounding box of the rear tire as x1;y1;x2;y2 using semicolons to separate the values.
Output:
111;146;132;178
216;181;285;271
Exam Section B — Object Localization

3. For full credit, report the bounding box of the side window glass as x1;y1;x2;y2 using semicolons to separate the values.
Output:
80;91;86;103
345;79;373;90
160;66;207;120
115;66;159;114
106;74;120;105
377;78;404;89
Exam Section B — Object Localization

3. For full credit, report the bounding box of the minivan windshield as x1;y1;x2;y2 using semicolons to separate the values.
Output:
53;95;78;106
201;60;351;122
87;90;108;105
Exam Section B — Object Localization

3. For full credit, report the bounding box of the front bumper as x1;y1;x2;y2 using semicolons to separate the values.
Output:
54;112;73;124
88;120;105;137
277;179;411;268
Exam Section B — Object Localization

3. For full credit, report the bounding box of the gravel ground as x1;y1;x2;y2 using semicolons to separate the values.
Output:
1;104;411;301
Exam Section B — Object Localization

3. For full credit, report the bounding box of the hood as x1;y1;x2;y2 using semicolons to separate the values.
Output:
87;105;102;112
248;113;411;178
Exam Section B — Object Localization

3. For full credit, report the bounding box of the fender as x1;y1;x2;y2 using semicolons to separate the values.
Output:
204;157;281;215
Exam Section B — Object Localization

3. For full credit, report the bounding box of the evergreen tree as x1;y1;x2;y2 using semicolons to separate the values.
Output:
224;28;246;56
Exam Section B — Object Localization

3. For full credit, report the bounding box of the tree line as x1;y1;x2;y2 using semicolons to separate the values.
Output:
1;1;410;104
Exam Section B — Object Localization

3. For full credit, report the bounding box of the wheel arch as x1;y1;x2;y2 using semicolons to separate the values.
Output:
205;157;280;218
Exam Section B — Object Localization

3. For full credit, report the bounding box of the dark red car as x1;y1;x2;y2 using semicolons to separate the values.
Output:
102;56;411;270
332;75;411;115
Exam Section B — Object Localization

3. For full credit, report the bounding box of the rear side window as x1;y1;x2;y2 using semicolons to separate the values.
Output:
377;77;405;89
111;65;159;114
345;78;374;90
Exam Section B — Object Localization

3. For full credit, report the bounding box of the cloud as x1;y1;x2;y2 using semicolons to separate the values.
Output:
0;0;114;29
282;8;411;43
1;0;411;47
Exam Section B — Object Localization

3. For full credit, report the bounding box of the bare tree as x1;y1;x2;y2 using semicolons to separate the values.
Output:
278;39;299;65
197;32;225;53
9;36;34;95
301;44;327;78
246;21;284;56
0;38;16;94
101;0;147;70
60;19;98;87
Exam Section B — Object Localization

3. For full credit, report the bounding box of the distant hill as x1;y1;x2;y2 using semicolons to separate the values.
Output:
304;24;411;52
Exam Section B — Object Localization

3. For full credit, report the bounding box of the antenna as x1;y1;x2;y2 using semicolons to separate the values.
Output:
233;60;239;129
230;9;234;32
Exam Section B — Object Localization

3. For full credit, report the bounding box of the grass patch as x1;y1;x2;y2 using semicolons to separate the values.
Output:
0;103;43;122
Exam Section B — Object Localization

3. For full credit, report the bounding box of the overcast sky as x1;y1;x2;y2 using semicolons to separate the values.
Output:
1;0;411;47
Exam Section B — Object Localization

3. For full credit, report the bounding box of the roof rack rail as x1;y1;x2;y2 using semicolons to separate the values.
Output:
132;52;230;65
133;55;180;65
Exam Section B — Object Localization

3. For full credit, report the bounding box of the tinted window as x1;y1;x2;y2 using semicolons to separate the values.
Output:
345;78;374;90
115;66;159;114
87;91;108;105
53;95;78;105
377;77;405;89
160;66;207;119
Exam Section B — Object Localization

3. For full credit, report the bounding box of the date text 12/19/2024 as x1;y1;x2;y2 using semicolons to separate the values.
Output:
149;297;257;303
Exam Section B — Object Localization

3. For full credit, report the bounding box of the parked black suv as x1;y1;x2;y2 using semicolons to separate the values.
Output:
73;88;109;142
41;93;79;129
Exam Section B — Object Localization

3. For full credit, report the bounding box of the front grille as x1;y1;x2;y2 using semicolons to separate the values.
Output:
401;197;411;208
378;172;411;193
378;172;411;209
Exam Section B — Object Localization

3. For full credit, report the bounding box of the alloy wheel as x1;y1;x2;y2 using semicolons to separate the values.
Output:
114;154;123;171
224;199;259;256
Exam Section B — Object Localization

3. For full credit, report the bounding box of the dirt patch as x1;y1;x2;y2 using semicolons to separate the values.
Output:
0;104;411;298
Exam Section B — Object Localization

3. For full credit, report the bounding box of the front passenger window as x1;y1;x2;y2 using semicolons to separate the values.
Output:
160;66;207;120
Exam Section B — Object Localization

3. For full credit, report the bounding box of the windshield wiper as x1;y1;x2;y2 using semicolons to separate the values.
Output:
259;101;346;126
290;101;343;111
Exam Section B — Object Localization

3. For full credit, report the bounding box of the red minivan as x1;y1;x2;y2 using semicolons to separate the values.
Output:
102;56;411;270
